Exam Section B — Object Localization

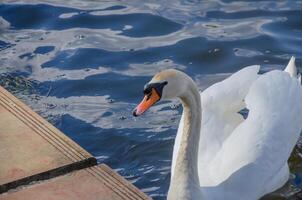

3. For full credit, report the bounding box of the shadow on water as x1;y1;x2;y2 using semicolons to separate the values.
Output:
1;1;302;199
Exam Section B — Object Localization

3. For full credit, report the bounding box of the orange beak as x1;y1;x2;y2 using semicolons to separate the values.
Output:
133;88;160;117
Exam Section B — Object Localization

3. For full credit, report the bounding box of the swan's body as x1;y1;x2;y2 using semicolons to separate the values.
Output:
133;57;302;200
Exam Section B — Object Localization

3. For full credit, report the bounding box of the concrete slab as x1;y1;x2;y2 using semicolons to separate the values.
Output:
0;165;150;200
0;86;96;193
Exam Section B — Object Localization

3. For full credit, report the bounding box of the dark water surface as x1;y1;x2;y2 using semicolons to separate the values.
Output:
1;1;302;199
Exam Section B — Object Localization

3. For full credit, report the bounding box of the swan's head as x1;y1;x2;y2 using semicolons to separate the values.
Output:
133;69;190;116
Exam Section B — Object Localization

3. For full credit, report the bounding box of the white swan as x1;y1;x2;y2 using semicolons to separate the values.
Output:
133;56;302;200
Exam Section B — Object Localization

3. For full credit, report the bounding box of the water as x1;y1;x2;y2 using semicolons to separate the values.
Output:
1;1;302;199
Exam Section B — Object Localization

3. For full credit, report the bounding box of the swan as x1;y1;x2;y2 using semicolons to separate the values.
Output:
132;56;302;200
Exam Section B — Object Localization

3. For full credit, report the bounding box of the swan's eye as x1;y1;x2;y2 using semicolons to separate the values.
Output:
144;86;153;101
143;81;168;98
143;86;152;95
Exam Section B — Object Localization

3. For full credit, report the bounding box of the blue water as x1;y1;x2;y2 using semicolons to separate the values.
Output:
1;1;302;199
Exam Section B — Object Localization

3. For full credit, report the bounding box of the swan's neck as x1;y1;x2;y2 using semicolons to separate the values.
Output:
168;82;202;200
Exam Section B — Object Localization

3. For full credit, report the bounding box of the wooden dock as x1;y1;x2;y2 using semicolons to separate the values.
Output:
0;86;150;200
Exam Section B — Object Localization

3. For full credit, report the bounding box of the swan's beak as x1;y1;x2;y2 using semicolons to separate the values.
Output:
133;88;160;117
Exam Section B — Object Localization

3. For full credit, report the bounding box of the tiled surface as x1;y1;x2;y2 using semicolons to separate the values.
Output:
0;86;95;188
0;165;150;200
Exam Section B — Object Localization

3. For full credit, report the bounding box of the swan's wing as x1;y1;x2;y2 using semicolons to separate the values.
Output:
201;65;260;112
198;65;260;181
205;70;302;200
